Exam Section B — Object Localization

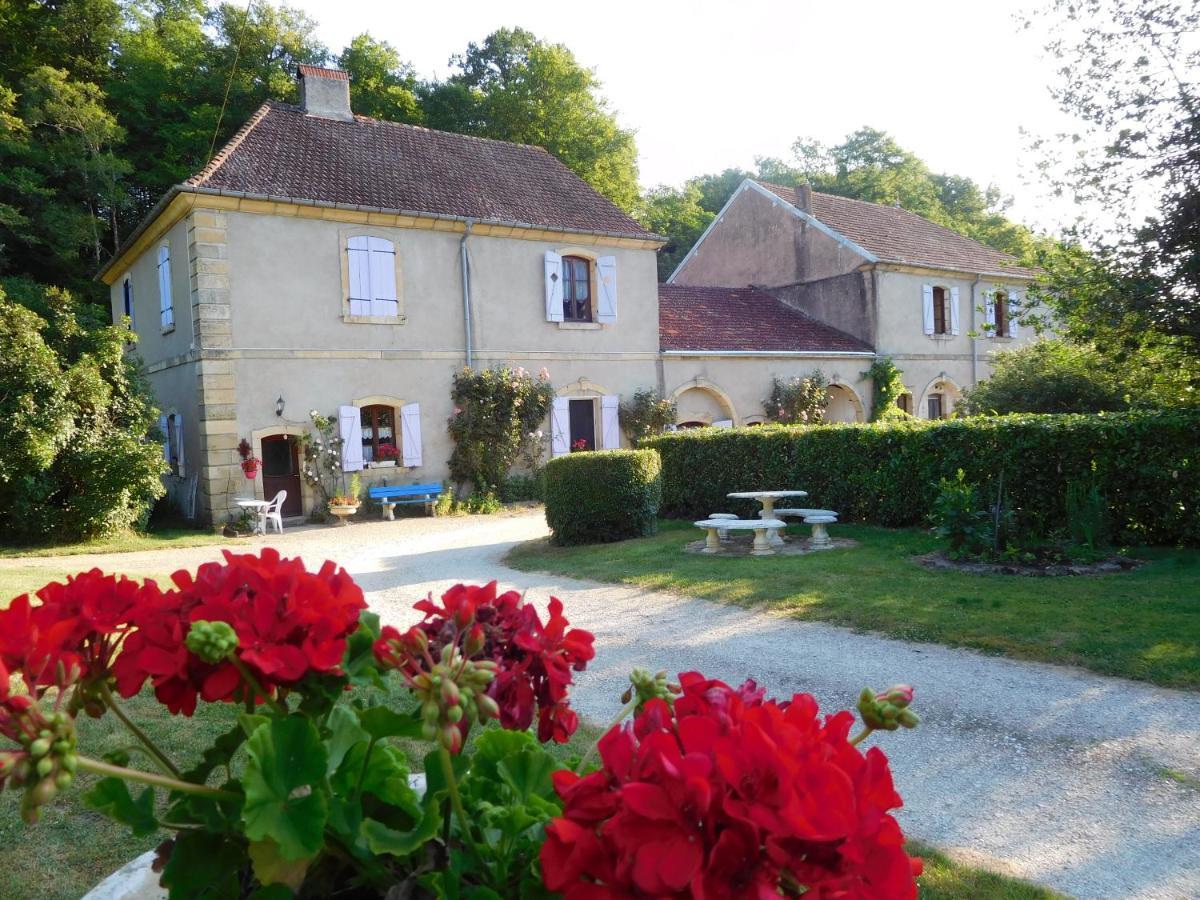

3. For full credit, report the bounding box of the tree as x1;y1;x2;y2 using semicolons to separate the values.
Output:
422;28;640;211
337;34;422;123
961;341;1133;415
1028;0;1199;344
0;280;165;541
634;184;710;280
619;389;677;446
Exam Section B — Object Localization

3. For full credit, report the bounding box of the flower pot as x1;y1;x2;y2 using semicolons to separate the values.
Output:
328;504;358;525
241;467;258;480
368;460;397;468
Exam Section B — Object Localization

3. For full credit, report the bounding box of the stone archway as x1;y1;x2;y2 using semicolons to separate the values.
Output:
668;378;738;427
824;382;865;423
916;375;965;419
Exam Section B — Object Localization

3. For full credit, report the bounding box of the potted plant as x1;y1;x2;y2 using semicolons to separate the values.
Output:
236;438;260;479
370;443;400;468
328;472;361;524
1;559;922;899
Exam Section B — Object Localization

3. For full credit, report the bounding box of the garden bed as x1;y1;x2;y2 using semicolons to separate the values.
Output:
915;551;1143;577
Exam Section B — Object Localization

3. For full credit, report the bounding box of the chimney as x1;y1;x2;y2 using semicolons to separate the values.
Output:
298;65;353;121
797;183;813;214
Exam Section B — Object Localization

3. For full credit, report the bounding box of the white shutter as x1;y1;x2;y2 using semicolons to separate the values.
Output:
921;284;934;335
157;246;173;329
544;251;564;323
712;419;734;429
1008;292;1020;338
338;404;364;472
368;236;398;317
600;395;620;449
158;414;169;463
175;415;185;477
347;236;371;316
984;291;996;329
595;256;617;323
550;397;569;456
123;278;135;331
400;403;422;467
949;287;961;336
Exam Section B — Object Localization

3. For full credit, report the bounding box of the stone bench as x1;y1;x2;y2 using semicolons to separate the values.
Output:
776;508;838;548
694;518;786;556
708;512;738;540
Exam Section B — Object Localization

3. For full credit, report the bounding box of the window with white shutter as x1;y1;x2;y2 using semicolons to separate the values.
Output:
338;405;364;472
922;285;934;335
544;252;564;323
1008;292;1020;339
157;245;174;331
550;397;569;456
600;395;620;449
346;235;399;319
400;403;422;467
949;287;960;335
595;256;617;323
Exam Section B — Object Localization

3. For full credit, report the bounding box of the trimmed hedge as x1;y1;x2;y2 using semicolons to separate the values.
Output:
544;449;662;545
645;411;1200;546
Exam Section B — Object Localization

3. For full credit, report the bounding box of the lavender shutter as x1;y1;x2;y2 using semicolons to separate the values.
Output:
544;252;564;322
922;285;934;335
368;237;397;317
595;256;617;323
347;236;371;316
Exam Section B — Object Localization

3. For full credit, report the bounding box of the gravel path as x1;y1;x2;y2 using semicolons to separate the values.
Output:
10;511;1199;899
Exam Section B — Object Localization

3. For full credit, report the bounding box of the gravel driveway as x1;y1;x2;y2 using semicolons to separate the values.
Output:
9;510;1199;899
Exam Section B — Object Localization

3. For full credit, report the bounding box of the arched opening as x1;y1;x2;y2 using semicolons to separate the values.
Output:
824;383;865;423
919;377;964;419
670;380;737;427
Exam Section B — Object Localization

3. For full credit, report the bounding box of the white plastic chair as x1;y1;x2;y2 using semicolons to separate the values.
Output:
260;490;286;534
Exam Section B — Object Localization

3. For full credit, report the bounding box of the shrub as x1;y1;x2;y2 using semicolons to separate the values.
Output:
962;340;1131;414
448;366;554;491
764;372;829;424
929;470;992;557
644;411;1200;545
500;473;544;502
543;449;662;545
864;357;910;422
619;388;677;446
1066;477;1109;550
0;282;165;542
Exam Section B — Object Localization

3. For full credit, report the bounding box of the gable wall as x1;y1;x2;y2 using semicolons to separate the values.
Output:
671;188;803;287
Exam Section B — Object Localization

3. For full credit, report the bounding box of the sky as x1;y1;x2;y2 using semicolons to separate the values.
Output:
291;0;1083;235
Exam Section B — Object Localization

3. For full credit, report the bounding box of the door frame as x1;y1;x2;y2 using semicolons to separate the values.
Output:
250;425;313;517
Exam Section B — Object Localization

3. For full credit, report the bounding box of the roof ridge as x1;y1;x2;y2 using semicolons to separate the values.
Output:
188;101;275;187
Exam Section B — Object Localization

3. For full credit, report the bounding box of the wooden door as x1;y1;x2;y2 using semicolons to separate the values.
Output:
261;435;302;517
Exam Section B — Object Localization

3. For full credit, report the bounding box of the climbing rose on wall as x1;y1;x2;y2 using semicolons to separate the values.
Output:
541;671;922;898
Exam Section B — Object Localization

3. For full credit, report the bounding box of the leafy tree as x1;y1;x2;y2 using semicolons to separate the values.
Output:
634;185;710;280
961;340;1134;415
422;28;639;210
764;373;829;424
618;389;677;446
862;357;910;421
337;34;422;123
0;280;165;542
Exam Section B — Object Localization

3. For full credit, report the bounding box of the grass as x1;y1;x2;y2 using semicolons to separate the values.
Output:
505;521;1200;690
0;527;227;559
910;842;1064;899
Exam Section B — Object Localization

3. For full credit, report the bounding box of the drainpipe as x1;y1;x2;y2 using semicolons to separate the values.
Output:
460;220;474;369
970;275;981;387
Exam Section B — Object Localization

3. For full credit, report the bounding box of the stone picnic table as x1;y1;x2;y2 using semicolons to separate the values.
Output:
693;518;788;556
727;490;808;544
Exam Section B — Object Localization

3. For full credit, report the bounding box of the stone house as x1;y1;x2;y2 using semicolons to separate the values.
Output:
663;179;1040;422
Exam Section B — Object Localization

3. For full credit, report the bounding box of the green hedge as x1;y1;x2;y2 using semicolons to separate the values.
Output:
543;449;662;545
645;411;1200;545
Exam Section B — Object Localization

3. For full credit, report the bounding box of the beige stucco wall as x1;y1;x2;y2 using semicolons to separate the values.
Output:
108;215;193;361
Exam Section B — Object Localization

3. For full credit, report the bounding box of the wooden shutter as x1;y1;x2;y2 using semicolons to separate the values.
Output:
157;246;173;329
950;287;961;336
400;403;422;467
368;236;398;317
175;415;185;477
595;256;617;323
600;395;620;449
544;252;564;322
1008;292;1020;338
921;285;934;335
347;236;371;316
550;397;569;456
984;291;996;328
338;405;364;472
158;414;169;463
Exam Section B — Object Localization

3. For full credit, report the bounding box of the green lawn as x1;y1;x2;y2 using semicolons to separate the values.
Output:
0;527;227;559
910;843;1064;899
505;521;1200;690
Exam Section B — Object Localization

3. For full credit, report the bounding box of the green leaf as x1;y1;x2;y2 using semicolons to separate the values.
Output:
239;712;270;738
181;723;248;784
356;704;423;741
161;832;247;900
344;612;383;686
360;809;440;858
325;706;369;777
247;887;295;900
82;778;157;836
248;838;312;892
333;743;420;816
498;750;557;803
242;714;330;861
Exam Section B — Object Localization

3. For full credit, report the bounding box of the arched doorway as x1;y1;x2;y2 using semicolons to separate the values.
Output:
670;379;737;428
919;377;964;419
824;383;865;423
260;435;302;517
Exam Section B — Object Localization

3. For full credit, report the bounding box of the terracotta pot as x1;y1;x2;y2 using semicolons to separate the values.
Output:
328;503;358;525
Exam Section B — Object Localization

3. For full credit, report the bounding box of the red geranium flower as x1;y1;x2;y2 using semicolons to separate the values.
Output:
541;673;922;899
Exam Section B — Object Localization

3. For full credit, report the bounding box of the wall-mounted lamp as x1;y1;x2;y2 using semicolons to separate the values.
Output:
275;396;285;417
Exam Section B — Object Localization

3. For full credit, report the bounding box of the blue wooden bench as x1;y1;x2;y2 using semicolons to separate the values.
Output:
368;483;442;519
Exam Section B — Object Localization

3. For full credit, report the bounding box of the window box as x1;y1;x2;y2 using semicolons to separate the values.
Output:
367;460;397;469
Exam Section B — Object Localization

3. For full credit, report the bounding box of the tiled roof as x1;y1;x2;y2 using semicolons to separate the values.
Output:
297;65;349;81
756;182;1037;277
185;101;657;240
658;284;874;354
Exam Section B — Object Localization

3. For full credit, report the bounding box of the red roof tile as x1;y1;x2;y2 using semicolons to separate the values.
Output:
756;182;1037;277
297;65;349;81
186;101;656;240
659;284;874;354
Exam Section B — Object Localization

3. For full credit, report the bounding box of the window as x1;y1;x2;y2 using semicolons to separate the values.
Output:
359;405;397;463
927;394;944;420
165;413;183;476
897;393;913;414
122;277;135;331
562;256;591;322
988;290;1017;338
346;235;399;318
157;245;174;330
932;287;948;335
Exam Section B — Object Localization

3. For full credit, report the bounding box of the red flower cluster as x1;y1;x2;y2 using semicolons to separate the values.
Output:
0;570;143;693
377;581;595;743
115;549;366;715
541;672;922;899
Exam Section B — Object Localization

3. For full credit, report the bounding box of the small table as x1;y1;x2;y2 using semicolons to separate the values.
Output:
234;498;270;535
727;490;808;545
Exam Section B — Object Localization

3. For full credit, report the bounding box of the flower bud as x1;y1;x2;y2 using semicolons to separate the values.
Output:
440;679;461;708
185;620;240;664
877;684;914;709
36;757;53;778
441;724;463;754
476;693;499;721
464;624;485;658
55;771;73;790
421;721;438;741
446;704;463;724
29;739;50;759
